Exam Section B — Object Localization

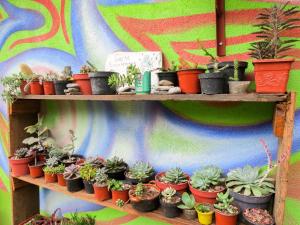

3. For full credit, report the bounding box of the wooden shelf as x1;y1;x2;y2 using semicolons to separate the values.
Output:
16;93;288;102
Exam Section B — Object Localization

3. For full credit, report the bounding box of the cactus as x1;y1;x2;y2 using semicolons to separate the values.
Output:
161;167;187;184
134;183;145;196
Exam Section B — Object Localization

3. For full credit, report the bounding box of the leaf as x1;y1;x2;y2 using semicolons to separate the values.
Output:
177;204;189;210
226;181;245;187
251;186;262;197
233;185;244;193
22;137;39;145
243;187;251;196
24;125;38;134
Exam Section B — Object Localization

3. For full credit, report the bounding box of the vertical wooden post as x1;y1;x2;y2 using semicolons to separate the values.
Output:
216;0;226;56
274;92;296;225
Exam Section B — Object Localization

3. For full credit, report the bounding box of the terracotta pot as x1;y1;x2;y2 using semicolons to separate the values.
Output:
252;58;294;93
93;184;111;201
177;69;205;94
111;189;129;203
20;80;29;95
189;182;225;204
154;172;189;193
30;81;44;95
43;81;55;95
29;163;44;178
9;156;34;177
73;74;92;95
57;173;66;186
215;209;238;225
44;173;57;183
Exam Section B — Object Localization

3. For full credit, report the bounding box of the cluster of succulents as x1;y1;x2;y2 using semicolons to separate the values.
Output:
134;183;145;196
127;161;154;181
105;156;127;173
79;164;97;181
94;168;108;186
161;187;177;203
161;167;187;184
214;190;238;215
14;147;31;159
63;164;80;179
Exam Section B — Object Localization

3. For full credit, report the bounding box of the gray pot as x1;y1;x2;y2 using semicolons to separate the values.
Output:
228;81;251;94
54;80;69;95
182;209;197;220
199;72;225;94
88;72;116;95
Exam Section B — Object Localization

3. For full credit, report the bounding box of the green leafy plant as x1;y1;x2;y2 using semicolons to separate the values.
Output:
64;212;95;225
116;199;125;207
108;179;129;191
214;190;238;215
177;192;195;210
94;168;108;186
64;164;80;180
105;156;127;173
0;73;27;103
54;164;65;174
161;187;177;203
43;166;57;175
108;64;141;88
195;204;211;213
134;183;145;197
249;2;300;59
127;161;154;181
43;157;60;174
161;167;188;184
48;147;67;160
226;165;275;197
79;164;97;181
13;147;31;159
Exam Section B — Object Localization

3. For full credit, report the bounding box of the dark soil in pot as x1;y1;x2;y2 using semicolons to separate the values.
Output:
54;80;69;95
159;195;181;218
199;72;226;94
65;177;83;192
243;208;274;225
88;72;116;95
125;171;155;185
157;71;178;86
83;180;94;194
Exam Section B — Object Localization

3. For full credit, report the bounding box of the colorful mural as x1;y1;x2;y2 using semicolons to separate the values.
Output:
0;0;299;224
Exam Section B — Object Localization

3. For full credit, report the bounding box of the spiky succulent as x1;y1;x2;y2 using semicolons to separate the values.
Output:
45;157;59;168
105;156;127;173
226;165;275;197
161;167;187;184
134;183;145;196
177;192;195;210
214;190;238;215
94;168;108;186
127;161;154;181
84;156;105;168
161;187;177;202
14;147;31;159
63;164;80;179
190;166;223;191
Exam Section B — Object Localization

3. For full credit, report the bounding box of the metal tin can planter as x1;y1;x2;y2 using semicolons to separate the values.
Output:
135;71;151;95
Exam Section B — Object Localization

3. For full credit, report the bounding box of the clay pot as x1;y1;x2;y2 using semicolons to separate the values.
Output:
73;74;92;95
154;172;189;193
44;173;57;183
43;81;55;95
9;156;34;177
189;182;225;204
57;173;66;186
215;209;239;225
28;162;44;178
111;189;129;203
177;68;205;94
93;184;111;201
30;81;44;95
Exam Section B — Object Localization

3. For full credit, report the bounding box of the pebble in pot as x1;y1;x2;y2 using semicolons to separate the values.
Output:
125;161;155;185
64;164;83;192
79;163;97;194
177;192;197;220
160;187;181;218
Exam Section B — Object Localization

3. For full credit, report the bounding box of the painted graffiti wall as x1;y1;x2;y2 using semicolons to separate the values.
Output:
0;0;299;224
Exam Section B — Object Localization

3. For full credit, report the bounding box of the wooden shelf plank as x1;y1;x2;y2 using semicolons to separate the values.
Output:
16;93;288;102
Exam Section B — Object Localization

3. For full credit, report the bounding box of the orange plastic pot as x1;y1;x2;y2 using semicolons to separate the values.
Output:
253;58;294;93
111;189;129;203
215;209;238;225
29;163;44;178
57;173;66;186
155;172;189;194
73;74;92;95
44;173;57;183
9;156;34;177
177;69;205;94
189;182;225;204
94;184;111;201
30;81;44;95
20;80;29;95
43;81;55;95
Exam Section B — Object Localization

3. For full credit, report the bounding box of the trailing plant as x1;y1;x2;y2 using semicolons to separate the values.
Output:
177;192;195;210
0;73;27;103
195;204;211;213
64;212;95;225
107;179;129;191
13;147;32;159
116;199;125;207
249;2;300;59
105;156;127;173
161;167;187;184
79;164;97;181
161;187;177;203
127;161;154;181
226;165;275;197
214;190;238;215
64;164;80;180
108;64;140;88
94;168;108;186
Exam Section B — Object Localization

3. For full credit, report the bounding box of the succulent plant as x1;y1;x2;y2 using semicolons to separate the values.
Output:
105;156;127;173
127;161;154;181
94;168;108;186
116;199;125;207
108;179;129;191
54;164;65;174
84;156;104;168
63;164;80;180
14;147;31;159
108;64;140;88
45;157;59;168
161;187;177;203
134;183;145;197
195;204;211;213
79;164;97;181
214;190;238;215
80;64;96;74
226;165;275;197
161;167;187;184
48;147;67;160
177;192;195;210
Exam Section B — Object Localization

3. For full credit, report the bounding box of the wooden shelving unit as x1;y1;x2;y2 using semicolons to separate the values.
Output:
9;93;296;225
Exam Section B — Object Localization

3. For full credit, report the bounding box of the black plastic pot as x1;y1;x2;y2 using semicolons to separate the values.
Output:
54;80;69;95
88;72;116;95
83;180;94;194
199;72;225;94
159;197;181;218
106;168;127;180
125;172;155;185
157;71;178;86
65;177;83;192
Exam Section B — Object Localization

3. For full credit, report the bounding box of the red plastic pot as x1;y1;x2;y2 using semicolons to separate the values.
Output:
44;173;57;183
94;184;111;201
29;163;44;178
9;156;34;177
57;173;66;186
43;81;55;95
215;209;238;225
30;81;44;95
155;172;189;193
73;73;92;95
177;69;205;94
253;58;294;93
189;182;225;204
20;80;30;95
111;189;129;203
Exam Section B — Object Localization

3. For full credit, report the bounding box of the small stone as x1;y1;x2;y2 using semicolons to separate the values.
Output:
157;86;174;91
66;91;82;95
168;87;181;94
159;80;174;86
66;83;79;88
118;86;135;93
64;87;80;93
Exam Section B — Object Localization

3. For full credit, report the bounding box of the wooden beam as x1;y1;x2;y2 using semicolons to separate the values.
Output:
216;0;226;56
273;103;287;138
274;92;296;225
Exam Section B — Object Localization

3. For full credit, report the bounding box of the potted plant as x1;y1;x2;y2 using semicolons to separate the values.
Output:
189;165;225;204
228;60;251;94
64;164;83;192
226;165;275;212
28;147;44;178
195;203;214;225
79;163;97;194
93;168;111;201
214;190;239;225
155;167;189;193
157;61;179;87
43;71;58;95
177;192;197;220
177;58;206;94
104;156;128;180
160;187;181;218
249;2;300;93
64;211;95;225
43;157;60;183
243;208;274;225
129;183;160;212
54;66;72;95
9;147;34;177
61;130;84;166
73;62;95;95
55;164;66;186
125;161;155;184
84;156;105;168
25;74;44;95
108;179;131;203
